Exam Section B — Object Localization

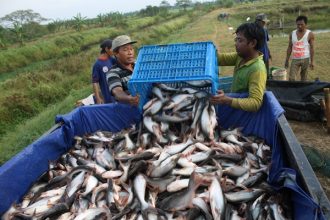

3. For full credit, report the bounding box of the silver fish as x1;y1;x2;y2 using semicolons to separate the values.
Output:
20;194;62;216
143;97;158;111
133;174;149;210
124;133;136;151
73;207;111;220
158;172;205;211
143;115;167;143
144;175;176;193
186;80;212;88
192;197;213;220
191;99;205;130
209;177;225;220
149;154;180;178
220;128;242;139
153;112;192;123
102;170;123;179
167;178;190;192
143;99;163;116
164;138;194;155
152;86;166;102
163;94;194;110
225;188;264;203
66;171;86;198
157;83;180;92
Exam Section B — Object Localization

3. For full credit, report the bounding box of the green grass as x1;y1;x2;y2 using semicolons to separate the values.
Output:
0;86;91;164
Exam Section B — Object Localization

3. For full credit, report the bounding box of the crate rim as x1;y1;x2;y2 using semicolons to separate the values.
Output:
138;41;216;49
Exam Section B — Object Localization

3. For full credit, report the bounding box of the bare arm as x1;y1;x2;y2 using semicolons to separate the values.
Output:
285;34;292;68
92;83;104;104
309;32;315;69
112;87;139;106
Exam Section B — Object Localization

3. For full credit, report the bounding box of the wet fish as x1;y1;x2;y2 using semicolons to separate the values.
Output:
225;188;264;203
157;172;205;211
149;154;180;178
209;177;225;220
74;207;111;220
167;178;190;192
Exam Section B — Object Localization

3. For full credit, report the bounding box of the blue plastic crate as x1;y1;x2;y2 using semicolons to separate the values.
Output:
128;41;219;110
219;76;233;93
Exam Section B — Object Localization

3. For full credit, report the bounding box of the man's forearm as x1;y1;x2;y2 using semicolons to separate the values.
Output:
113;89;133;104
285;47;292;61
310;46;314;63
92;83;101;98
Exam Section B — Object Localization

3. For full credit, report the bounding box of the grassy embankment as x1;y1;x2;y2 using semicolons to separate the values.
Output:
0;10;207;164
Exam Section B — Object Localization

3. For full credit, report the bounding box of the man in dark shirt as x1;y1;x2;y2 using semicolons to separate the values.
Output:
92;39;116;104
106;35;139;106
255;13;271;78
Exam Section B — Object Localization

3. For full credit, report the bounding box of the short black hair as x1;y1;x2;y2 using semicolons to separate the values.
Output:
296;15;308;24
100;39;112;54
236;22;265;50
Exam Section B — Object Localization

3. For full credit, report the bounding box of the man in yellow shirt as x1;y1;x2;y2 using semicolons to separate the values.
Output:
210;23;267;112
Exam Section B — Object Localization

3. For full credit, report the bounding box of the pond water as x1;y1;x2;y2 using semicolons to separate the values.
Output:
270;28;330;38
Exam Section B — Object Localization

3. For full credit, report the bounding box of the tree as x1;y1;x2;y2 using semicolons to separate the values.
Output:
176;0;192;11
160;0;171;8
47;19;65;33
72;13;87;32
0;9;47;46
106;12;127;27
97;14;106;27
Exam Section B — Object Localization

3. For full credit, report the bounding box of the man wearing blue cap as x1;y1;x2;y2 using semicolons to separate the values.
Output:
106;35;139;106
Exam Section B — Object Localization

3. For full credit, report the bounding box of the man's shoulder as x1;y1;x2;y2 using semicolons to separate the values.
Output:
108;64;123;72
307;29;315;38
249;58;266;73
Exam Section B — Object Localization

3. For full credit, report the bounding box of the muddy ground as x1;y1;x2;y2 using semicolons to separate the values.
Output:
288;120;330;199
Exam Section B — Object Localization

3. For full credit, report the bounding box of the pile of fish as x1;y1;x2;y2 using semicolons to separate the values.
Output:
3;83;292;220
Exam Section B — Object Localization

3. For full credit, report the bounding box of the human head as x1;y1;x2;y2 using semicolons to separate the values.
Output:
112;35;137;52
112;35;137;65
255;13;269;26
235;23;265;57
296;15;308;32
100;39;112;55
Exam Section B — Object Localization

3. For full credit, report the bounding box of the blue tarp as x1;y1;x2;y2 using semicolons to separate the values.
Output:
0;92;325;219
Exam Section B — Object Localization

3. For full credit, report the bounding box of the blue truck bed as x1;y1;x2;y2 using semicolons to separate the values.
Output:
0;92;329;219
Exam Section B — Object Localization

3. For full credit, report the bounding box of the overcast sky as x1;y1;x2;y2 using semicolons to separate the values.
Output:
0;0;203;21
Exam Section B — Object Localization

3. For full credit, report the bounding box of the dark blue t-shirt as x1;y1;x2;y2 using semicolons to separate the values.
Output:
259;28;270;62
92;56;116;103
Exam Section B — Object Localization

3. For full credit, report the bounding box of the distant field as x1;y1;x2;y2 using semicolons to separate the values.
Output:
164;5;330;82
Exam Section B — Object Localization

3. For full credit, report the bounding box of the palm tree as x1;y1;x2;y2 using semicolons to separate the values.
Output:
72;13;87;32
97;13;106;27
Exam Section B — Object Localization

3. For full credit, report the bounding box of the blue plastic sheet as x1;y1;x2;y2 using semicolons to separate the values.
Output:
0;92;325;219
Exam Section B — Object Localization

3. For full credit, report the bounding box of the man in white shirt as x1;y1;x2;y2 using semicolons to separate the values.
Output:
285;15;315;81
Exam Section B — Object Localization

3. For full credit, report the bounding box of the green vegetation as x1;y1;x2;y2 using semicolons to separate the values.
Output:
0;87;92;163
0;0;329;165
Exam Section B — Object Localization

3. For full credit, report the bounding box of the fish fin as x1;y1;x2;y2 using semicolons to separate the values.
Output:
236;183;249;191
142;207;167;220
